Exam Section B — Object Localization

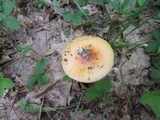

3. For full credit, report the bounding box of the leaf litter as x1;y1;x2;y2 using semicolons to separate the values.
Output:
0;0;160;120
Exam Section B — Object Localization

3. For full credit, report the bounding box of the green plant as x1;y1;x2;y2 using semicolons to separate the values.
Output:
34;0;60;8
85;76;111;101
88;0;108;5
145;29;160;80
62;9;89;26
62;75;70;81
140;29;160;118
140;90;160;117
15;45;32;62
108;0;148;13
18;100;54;112
28;58;49;86
0;72;14;98
0;0;19;29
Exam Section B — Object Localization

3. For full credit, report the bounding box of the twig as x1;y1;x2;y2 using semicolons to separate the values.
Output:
38;98;45;120
11;70;29;92
35;80;61;98
71;91;84;120
120;61;135;119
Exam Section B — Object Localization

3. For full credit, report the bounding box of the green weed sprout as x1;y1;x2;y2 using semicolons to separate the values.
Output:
0;0;19;29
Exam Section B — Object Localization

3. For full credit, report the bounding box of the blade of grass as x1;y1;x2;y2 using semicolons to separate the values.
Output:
124;12;157;38
71;91;83;120
73;0;92;26
38;98;45;120
111;42;142;49
102;4;113;28
108;4;147;42
109;93;119;119
120;60;135;119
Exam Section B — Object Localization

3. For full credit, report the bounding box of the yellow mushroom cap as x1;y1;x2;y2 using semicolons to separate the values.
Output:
62;36;114;83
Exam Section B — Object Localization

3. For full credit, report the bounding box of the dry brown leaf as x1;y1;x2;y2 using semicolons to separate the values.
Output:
0;55;12;65
82;4;99;16
71;109;91;120
45;81;72;107
123;25;141;43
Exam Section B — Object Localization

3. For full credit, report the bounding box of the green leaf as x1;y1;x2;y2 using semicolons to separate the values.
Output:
18;100;54;112
122;0;137;6
108;0;121;11
28;74;49;86
103;94;109;103
0;73;4;98
150;69;160;80
75;0;87;6
23;45;32;53
153;29;160;42
18;100;27;111
28;75;38;85
0;73;14;99
0;13;5;22
75;9;89;16
15;45;23;52
72;16;83;26
85;77;111;101
26;84;34;92
3;78;14;89
145;41;160;53
0;87;4;99
2;0;15;16
62;75;70;81
152;57;160;69
140;90;160;117
3;16;20;29
138;0;148;6
37;75;49;86
62;11;75;21
35;58;47;74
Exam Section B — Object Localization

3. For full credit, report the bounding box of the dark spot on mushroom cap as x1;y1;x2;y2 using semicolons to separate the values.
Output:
88;66;93;70
64;58;68;62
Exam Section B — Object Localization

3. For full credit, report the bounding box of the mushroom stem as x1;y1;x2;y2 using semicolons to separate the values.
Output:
77;46;91;59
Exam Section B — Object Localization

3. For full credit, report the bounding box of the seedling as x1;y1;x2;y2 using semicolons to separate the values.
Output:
140;90;160;117
62;75;70;81
15;45;32;62
0;0;19;29
85;77;111;101
145;29;160;80
18;100;54;112
0;72;14;99
108;0;148;13
28;58;49;86
140;28;160;118
62;9;89;26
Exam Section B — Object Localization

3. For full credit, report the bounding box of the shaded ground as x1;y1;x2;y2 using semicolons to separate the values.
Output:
0;0;160;120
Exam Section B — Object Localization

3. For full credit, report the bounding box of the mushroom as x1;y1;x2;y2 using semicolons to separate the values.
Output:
62;36;114;83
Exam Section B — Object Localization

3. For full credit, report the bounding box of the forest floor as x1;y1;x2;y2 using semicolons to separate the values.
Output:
0;0;160;120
